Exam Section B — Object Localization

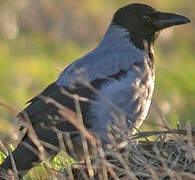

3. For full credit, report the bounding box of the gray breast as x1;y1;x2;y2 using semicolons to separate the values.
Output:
89;60;155;140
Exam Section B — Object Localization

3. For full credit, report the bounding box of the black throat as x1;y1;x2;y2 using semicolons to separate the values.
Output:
112;22;157;69
128;30;156;69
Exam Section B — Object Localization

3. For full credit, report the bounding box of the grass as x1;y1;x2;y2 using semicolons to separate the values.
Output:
0;102;194;180
1;130;194;179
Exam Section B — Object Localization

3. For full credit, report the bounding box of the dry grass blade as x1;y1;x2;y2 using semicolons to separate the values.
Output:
19;113;48;163
8;150;19;180
131;129;195;140
0;102;17;116
152;100;171;130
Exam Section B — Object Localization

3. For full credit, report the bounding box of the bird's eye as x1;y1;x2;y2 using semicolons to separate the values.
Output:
142;16;151;23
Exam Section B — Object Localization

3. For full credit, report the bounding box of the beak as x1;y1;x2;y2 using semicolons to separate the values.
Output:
153;12;191;30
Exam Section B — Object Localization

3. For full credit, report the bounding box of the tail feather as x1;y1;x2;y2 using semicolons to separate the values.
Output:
0;124;61;179
0;136;39;178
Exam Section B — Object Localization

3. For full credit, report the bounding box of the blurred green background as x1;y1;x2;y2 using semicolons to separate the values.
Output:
0;0;194;136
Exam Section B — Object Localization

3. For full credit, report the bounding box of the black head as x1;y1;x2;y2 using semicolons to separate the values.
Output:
112;3;190;50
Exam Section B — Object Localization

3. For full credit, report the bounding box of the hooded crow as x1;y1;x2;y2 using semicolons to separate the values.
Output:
0;3;190;178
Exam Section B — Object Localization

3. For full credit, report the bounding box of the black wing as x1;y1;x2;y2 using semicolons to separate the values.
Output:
18;82;90;132
18;69;128;132
18;77;111;132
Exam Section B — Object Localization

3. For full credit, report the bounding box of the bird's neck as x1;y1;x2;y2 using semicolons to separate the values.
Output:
142;39;155;68
97;24;131;51
96;24;154;68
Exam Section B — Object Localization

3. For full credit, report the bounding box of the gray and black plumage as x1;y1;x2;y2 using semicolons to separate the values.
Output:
0;3;190;178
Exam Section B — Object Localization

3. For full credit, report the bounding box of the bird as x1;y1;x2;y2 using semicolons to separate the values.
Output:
0;3;190;179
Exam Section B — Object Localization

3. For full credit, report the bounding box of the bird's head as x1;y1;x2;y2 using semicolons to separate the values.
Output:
112;3;190;50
